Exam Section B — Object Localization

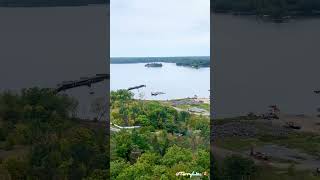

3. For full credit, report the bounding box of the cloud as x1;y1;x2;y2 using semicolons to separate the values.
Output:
111;0;210;57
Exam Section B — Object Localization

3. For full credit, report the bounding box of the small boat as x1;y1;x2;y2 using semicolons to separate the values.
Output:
151;92;165;96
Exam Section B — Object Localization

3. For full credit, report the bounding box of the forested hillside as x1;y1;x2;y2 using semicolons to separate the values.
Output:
0;88;109;179
212;0;320;18
110;90;210;179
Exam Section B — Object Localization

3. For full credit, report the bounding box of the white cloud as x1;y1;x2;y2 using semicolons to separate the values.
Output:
111;0;210;57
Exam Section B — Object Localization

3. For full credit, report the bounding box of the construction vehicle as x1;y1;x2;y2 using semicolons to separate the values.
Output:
314;168;320;176
269;105;280;113
314;90;320;94
261;112;279;120
284;122;301;129
260;105;280;120
250;146;269;160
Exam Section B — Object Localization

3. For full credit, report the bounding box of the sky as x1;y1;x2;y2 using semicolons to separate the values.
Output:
111;0;210;57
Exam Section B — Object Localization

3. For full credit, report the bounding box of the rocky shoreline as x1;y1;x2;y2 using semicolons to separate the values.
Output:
212;120;291;139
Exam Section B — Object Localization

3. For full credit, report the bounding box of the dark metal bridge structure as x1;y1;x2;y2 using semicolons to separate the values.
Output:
54;74;109;121
55;73;109;94
127;85;146;91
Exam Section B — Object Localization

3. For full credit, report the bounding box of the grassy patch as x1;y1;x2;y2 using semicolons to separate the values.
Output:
191;103;210;111
270;157;299;164
253;165;320;180
215;133;320;157
214;137;265;152
258;133;320;157
173;102;210;112
160;99;210;112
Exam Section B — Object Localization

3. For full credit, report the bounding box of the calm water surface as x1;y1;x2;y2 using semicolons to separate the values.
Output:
213;14;320;117
0;6;108;120
111;63;210;100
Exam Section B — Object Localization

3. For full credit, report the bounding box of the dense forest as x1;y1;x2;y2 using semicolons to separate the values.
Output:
111;57;210;68
212;0;320;19
0;88;109;179
110;90;210;179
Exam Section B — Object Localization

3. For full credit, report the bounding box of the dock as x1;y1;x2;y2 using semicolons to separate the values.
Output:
127;85;146;91
55;73;109;93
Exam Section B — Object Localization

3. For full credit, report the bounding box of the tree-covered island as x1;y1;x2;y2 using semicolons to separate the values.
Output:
212;0;320;21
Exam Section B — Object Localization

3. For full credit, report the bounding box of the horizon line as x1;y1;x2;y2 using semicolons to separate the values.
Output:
111;55;210;58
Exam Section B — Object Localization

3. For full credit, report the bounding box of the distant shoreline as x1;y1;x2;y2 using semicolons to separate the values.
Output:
211;9;320;23
111;56;210;68
0;0;106;7
135;97;210;103
213;11;320;23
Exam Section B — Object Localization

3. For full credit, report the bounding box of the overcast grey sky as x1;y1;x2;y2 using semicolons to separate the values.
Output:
111;0;210;57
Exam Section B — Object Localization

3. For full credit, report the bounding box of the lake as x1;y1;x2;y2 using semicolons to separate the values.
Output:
213;14;320;117
111;63;210;100
0;6;108;120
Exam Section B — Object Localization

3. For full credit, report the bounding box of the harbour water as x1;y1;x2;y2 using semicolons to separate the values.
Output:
111;62;210;100
0;6;108;120
213;14;320;117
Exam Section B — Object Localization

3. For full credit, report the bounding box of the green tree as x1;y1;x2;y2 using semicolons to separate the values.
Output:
222;155;256;180
3;157;28;180
192;149;210;173
151;130;169;156
161;145;193;167
85;169;109;180
136;114;150;126
113;131;133;161
0;92;22;123
117;152;159;180
110;160;130;179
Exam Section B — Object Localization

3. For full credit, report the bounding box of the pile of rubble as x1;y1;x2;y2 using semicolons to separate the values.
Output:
212;122;259;138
